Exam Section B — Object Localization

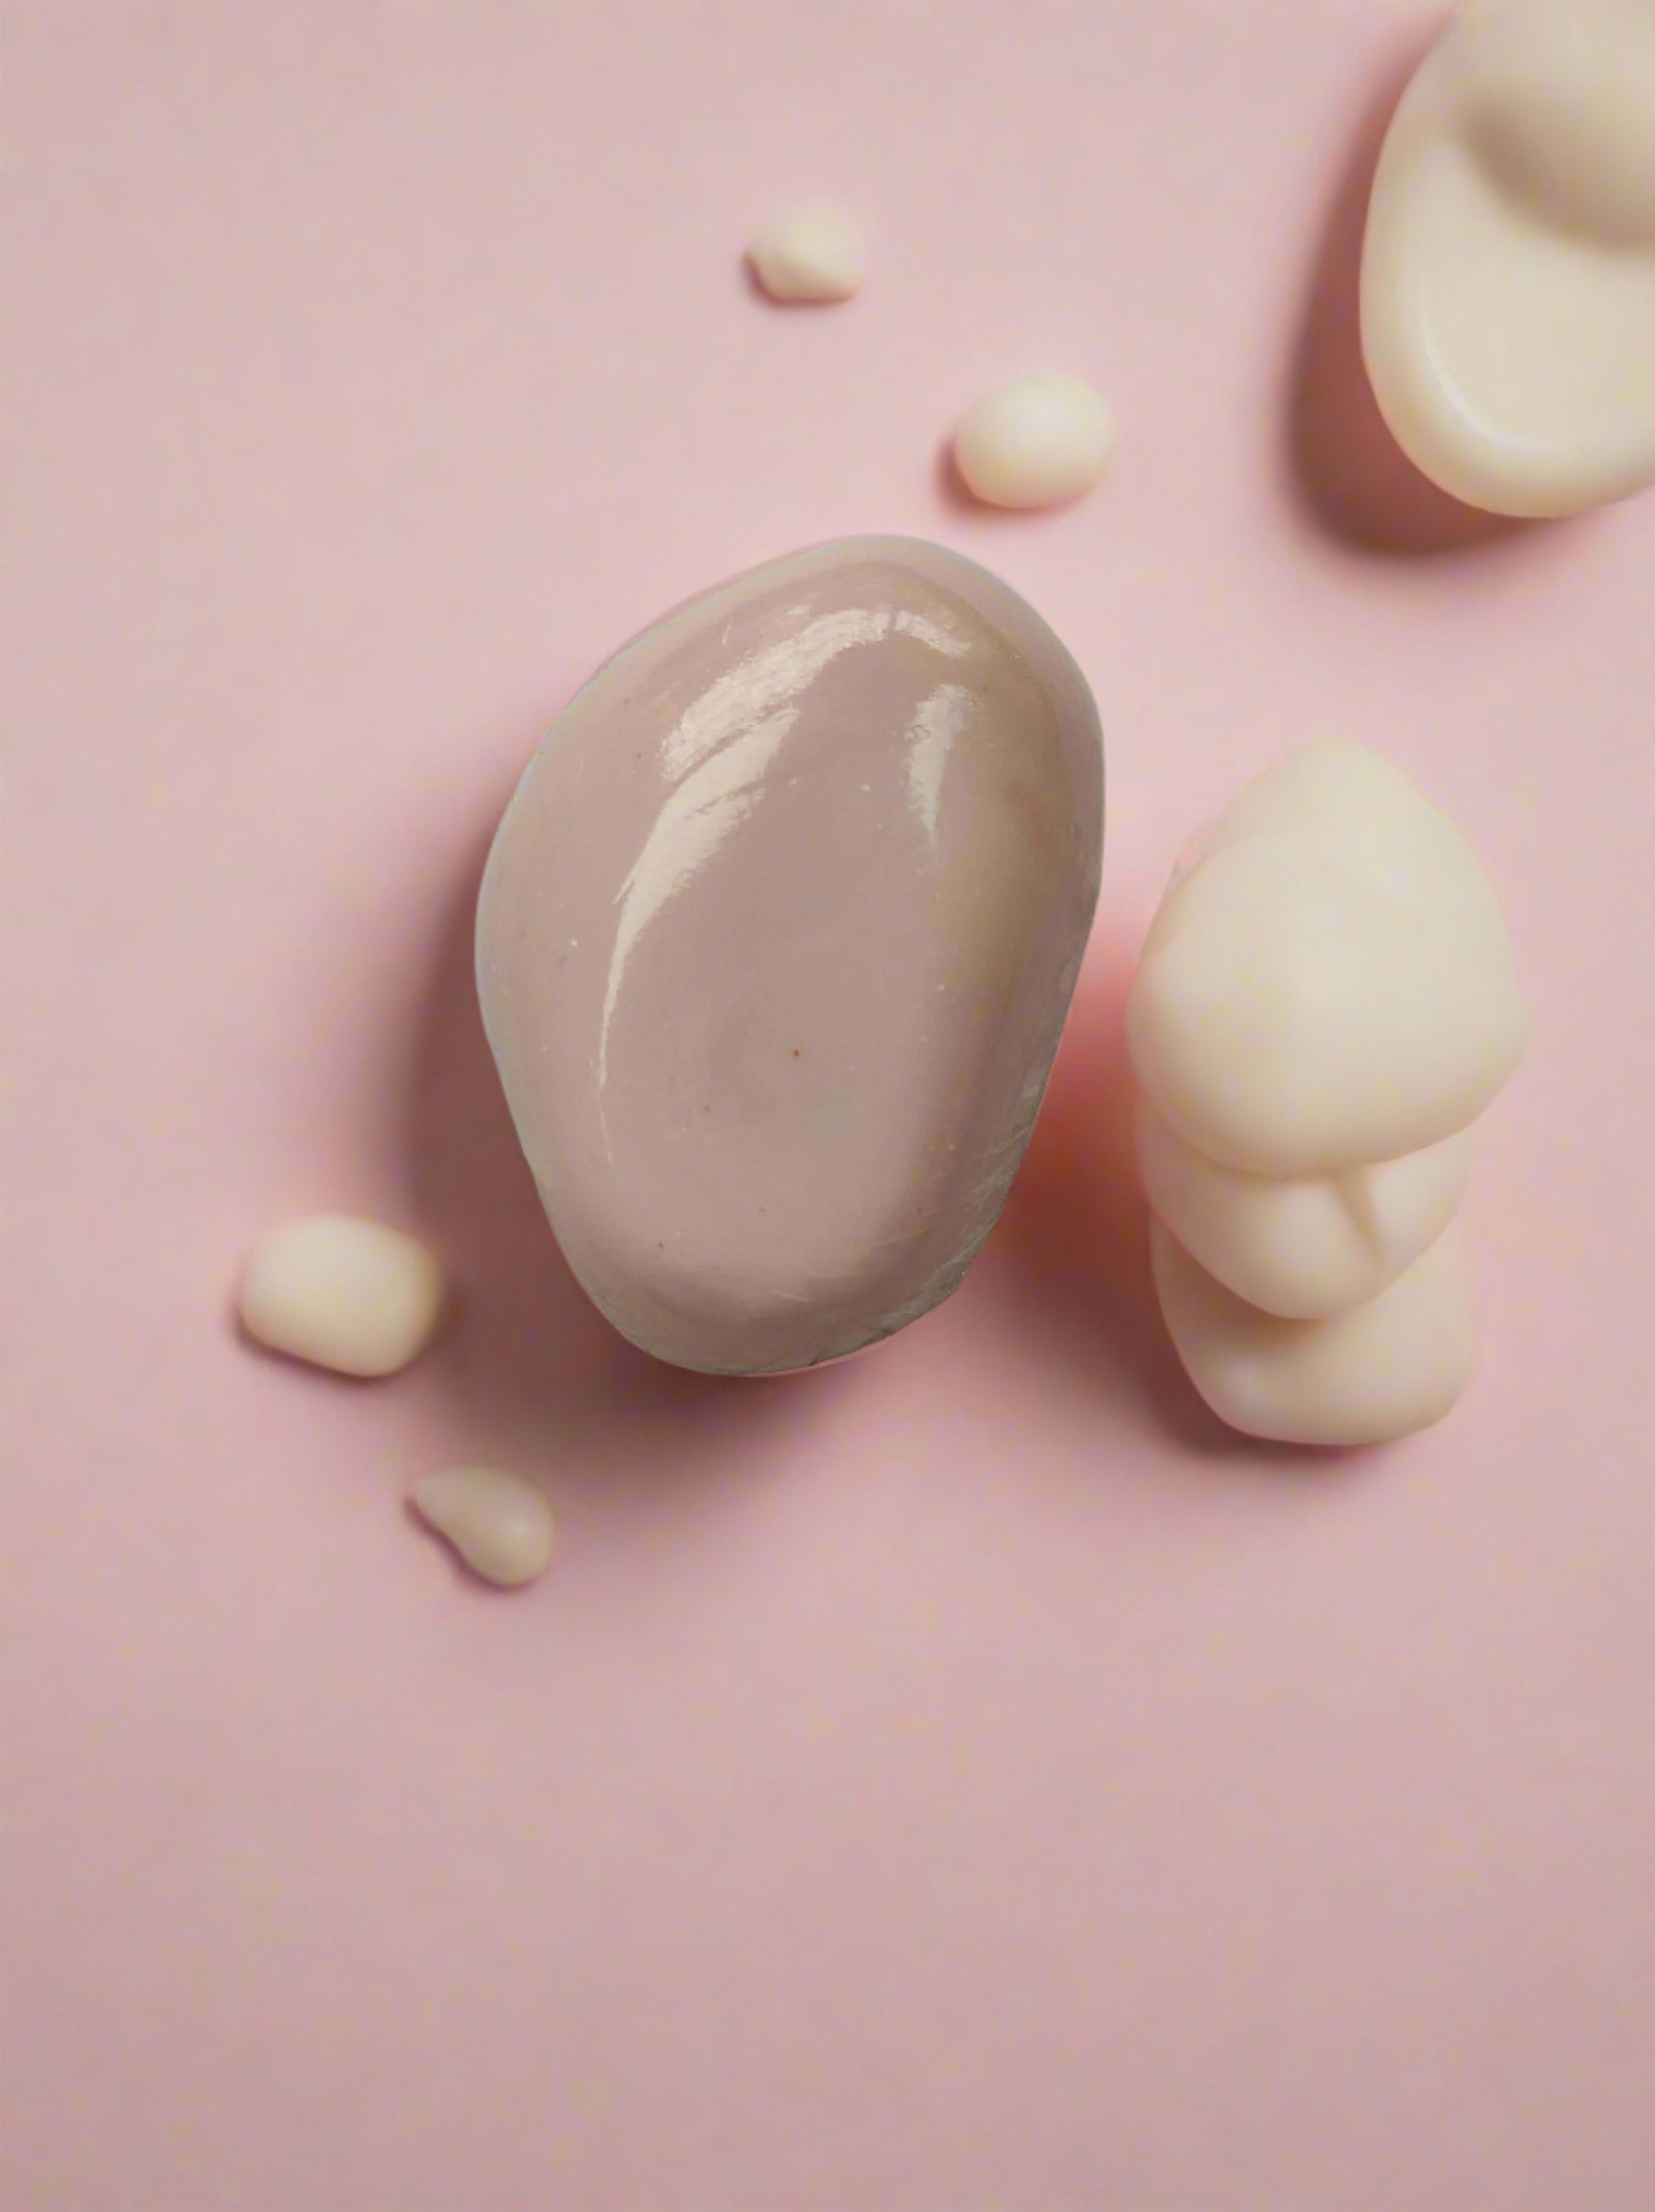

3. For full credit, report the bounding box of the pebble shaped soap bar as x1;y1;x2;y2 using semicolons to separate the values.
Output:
477;537;1104;1374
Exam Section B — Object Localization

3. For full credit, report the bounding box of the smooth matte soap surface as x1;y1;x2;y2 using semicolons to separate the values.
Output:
1152;1216;1477;1447
1136;1100;1475;1321
1128;741;1527;1177
1361;0;1655;518
477;537;1103;1374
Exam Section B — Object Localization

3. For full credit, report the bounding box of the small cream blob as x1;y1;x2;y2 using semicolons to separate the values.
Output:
1152;1217;1476;1448
412;1467;555;1588
1137;1100;1474;1321
1362;0;1655;516
238;1214;444;1378
953;374;1117;509
748;202;866;302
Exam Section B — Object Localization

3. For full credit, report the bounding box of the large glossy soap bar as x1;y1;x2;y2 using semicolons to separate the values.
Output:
477;537;1104;1374
1362;0;1655;517
1128;741;1527;1178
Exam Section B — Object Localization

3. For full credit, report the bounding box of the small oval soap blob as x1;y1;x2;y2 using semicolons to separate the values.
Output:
1137;1100;1474;1321
953;374;1116;509
1361;0;1655;516
1152;1217;1476;1447
238;1215;444;1378
477;537;1104;1374
412;1467;554;1588
748;201;866;302
1127;741;1527;1178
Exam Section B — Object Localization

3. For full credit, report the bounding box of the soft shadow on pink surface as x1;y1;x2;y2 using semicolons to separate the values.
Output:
1285;37;1534;560
401;783;858;1492
987;925;1265;1458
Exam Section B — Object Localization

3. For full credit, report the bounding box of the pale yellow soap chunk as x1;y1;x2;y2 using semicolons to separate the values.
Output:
239;1214;444;1378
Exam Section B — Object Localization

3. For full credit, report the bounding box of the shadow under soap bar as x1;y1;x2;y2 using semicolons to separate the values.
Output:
477;537;1105;1375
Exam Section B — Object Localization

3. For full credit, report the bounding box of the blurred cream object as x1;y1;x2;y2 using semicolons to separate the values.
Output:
1152;1218;1476;1447
239;1215;444;1379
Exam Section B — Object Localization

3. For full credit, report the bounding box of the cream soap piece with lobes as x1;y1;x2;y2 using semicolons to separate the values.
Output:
1127;741;1527;1179
1362;0;1655;517
477;537;1104;1375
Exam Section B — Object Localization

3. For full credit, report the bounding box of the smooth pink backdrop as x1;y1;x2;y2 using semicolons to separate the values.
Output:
5;4;1653;2209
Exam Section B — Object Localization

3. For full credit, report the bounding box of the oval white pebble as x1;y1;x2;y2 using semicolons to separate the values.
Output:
953;373;1116;509
238;1214;444;1379
412;1467;555;1588
748;201;866;302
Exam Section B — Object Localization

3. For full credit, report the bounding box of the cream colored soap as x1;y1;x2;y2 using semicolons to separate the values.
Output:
748;202;866;302
1128;741;1527;1178
1137;1100;1474;1320
238;1215;444;1378
476;537;1103;1376
1362;0;1655;517
953;375;1116;509
412;1467;555;1587
1152;1218;1476;1447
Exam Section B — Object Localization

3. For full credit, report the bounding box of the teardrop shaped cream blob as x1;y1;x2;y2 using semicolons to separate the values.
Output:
1361;0;1655;517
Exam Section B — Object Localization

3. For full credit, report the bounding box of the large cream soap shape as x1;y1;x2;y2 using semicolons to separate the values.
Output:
1152;1218;1476;1448
477;538;1104;1377
1136;1100;1475;1320
1362;0;1655;517
1128;740;1527;1180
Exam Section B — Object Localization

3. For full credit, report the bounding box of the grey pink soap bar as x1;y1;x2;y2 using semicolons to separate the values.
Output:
476;537;1104;1373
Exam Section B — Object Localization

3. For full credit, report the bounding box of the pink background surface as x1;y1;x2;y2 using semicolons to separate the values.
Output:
6;3;1654;2208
